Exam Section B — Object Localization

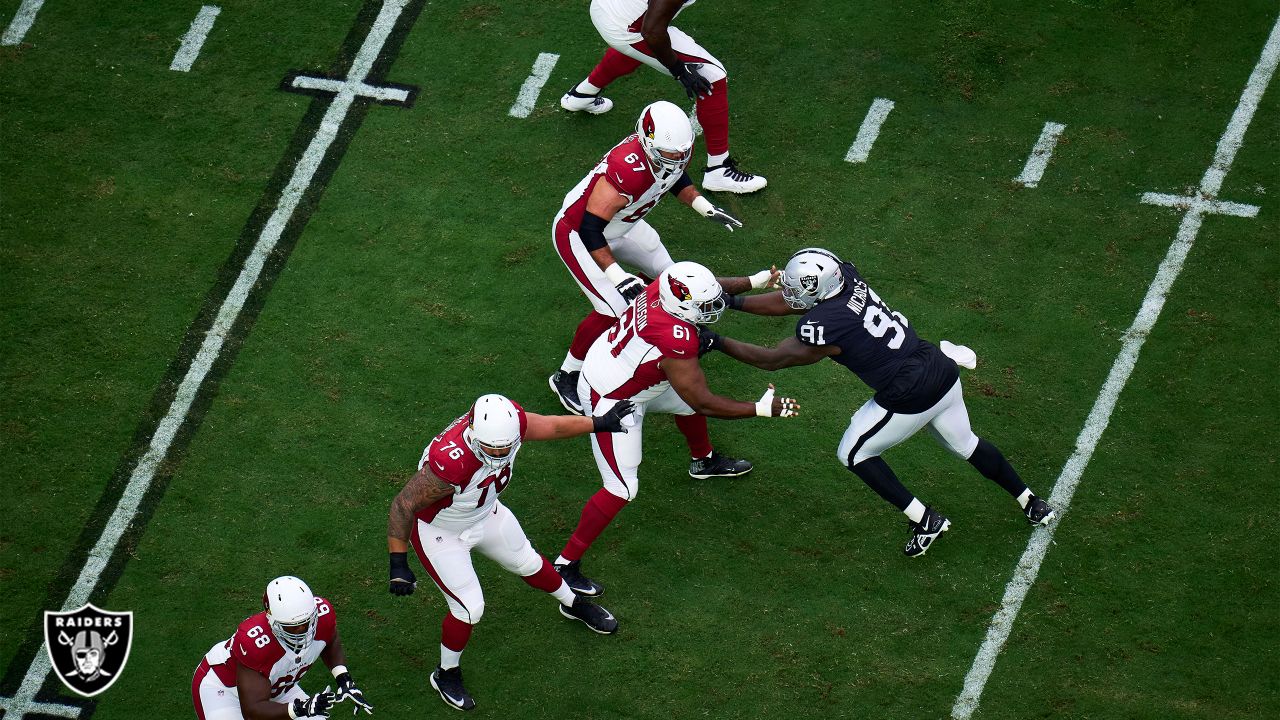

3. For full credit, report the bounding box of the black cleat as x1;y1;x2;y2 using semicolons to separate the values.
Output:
904;507;951;558
548;370;583;415
1024;495;1056;526
559;597;619;634
688;451;753;479
554;559;604;597
430;666;475;712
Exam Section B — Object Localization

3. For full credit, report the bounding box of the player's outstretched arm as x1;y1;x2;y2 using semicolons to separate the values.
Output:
237;663;334;720
673;182;743;232
525;402;637;440
702;333;840;371
718;266;779;296
662;357;799;418
321;630;373;715
730;290;803;316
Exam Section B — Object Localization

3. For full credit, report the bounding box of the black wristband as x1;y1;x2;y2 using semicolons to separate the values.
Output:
390;551;409;571
726;294;745;311
579;212;609;251
667;171;693;197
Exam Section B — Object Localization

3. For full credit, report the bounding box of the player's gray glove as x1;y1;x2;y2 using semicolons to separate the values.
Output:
334;671;373;715
388;552;416;596
697;328;721;357
592;400;636;433
668;61;713;99
290;687;336;718
704;205;742;231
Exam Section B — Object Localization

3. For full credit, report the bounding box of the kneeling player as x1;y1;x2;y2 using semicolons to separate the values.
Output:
701;248;1056;557
386;394;634;711
192;576;372;720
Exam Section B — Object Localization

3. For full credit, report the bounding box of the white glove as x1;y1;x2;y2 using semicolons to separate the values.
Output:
755;384;799;417
748;266;778;290
604;263;645;302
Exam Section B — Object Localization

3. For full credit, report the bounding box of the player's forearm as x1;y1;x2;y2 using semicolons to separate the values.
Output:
718;337;788;371
548;414;595;439
321;631;349;671
588;245;619;271
683;391;758;419
386;493;417;547
737;291;798;316
640;26;680;70
718;276;752;295
242;700;291;720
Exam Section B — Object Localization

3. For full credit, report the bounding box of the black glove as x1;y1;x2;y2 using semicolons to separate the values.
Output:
698;328;721;357
669;61;713;99
389;552;416;596
703;205;742;232
615;275;645;303
291;688;336;719
334;671;374;715
592;400;636;433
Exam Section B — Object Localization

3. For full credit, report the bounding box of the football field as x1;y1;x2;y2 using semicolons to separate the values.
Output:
2;1;1278;718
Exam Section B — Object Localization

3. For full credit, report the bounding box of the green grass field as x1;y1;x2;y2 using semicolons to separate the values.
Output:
2;0;1277;718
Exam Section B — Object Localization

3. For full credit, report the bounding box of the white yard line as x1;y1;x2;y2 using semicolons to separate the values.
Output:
291;75;410;103
952;13;1279;720
0;2;410;717
169;5;221;72
1013;121;1066;187
844;97;895;163
508;52;559;118
1;0;45;46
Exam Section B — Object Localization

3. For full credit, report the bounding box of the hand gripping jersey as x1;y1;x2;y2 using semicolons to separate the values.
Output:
796;263;959;413
558;134;683;239
582;282;699;403
593;0;698;35
415;403;529;531
197;597;337;700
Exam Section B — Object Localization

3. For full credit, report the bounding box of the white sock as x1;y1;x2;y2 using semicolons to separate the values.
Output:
904;498;926;524
552;581;577;606
554;555;569;566
560;352;583;373
577;79;602;95
1017;488;1033;509
440;644;462;670
707;151;729;168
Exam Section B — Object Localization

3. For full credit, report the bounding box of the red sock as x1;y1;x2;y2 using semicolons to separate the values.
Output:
674;414;713;459
569;311;616;362
441;614;473;652
696;79;730;157
561;489;629;561
587;48;642;89
521;557;566;593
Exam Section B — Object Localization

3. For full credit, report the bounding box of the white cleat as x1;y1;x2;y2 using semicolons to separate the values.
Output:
560;88;613;115
702;156;767;193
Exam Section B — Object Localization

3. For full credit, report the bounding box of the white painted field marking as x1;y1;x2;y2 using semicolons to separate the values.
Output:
169;5;221;72
508;52;560;118
688;105;702;136
1;0;45;46
1013;121;1066;187
290;75;410;103
844;97;895;163
0;2;412;718
952;13;1278;720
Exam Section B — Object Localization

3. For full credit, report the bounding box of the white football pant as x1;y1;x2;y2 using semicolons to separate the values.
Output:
553;216;674;318
579;378;695;501
194;670;305;720
589;3;728;83
837;379;981;467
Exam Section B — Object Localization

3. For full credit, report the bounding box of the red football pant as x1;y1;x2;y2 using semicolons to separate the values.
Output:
561;488;630;562
588;47;642;88
441;613;473;652
675;413;713;459
696;79;730;156
521;557;567;593
568;311;616;362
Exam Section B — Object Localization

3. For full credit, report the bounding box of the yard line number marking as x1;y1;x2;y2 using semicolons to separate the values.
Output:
509;52;560;118
0;1;418;718
1013;121;1066;188
952;12;1278;720
844;97;895;163
1;0;45;46
170;5;221;72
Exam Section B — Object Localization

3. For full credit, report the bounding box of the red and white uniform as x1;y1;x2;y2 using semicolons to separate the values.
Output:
409;405;546;625
554;133;681;318
589;0;726;83
577;282;700;500
191;597;336;720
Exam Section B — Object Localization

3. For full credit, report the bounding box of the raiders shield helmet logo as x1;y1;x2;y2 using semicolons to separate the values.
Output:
800;275;819;293
44;603;133;697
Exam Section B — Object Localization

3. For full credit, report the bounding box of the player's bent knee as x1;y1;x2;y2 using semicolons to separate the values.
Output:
603;481;636;502
450;599;484;625
511;545;542;577
852;447;881;467
949;433;980;460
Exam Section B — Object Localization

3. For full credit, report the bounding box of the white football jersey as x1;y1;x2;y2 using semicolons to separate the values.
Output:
583;283;699;404
198;597;336;700
559;134;682;240
414;408;524;532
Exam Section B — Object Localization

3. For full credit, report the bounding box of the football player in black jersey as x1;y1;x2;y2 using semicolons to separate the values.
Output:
699;248;1055;557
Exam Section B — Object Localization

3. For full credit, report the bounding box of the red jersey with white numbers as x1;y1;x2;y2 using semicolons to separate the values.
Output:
582;282;699;403
196;596;336;698
415;403;528;531
557;134;682;239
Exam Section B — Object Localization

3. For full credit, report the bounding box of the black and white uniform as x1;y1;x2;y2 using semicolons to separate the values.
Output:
795;263;980;467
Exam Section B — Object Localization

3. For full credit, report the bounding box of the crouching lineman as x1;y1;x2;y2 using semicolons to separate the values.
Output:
192;576;372;720
554;261;799;596
699;248;1057;557
386;394;635;711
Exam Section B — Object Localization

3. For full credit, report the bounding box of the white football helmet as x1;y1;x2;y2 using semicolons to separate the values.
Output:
658;261;726;325
263;576;318;654
466;394;522;470
781;248;846;310
636;101;694;182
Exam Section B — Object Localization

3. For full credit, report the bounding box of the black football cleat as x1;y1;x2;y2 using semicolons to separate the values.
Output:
904;507;951;558
430;666;475;712
1024;495;1056;526
559;597;618;634
548;370;583;415
688;451;753;479
554;559;604;597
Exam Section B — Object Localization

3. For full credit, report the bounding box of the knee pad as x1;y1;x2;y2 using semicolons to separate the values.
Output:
603;478;636;502
449;597;484;625
510;543;542;577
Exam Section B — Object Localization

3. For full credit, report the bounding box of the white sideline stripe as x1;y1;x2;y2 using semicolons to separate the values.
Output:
292;75;409;103
1013;121;1066;187
952;12;1279;720
508;52;559;118
1;0;45;45
1141;191;1259;217
0;2;410;718
169;5;220;72
844;97;894;163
